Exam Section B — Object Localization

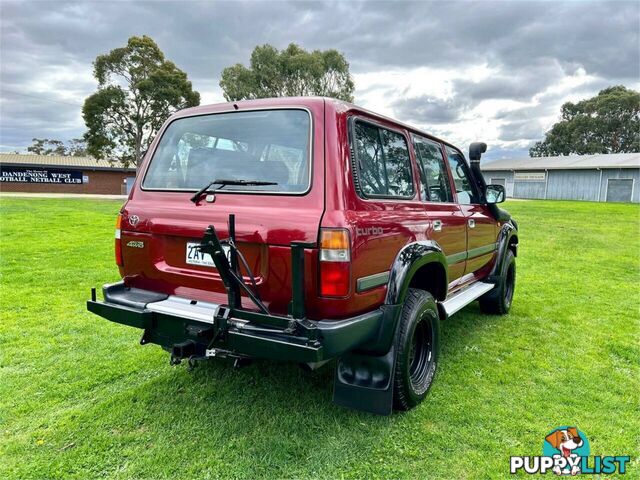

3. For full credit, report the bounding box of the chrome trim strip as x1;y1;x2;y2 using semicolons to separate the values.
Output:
467;242;498;259
446;242;498;265
356;271;390;293
146;296;219;324
446;252;466;265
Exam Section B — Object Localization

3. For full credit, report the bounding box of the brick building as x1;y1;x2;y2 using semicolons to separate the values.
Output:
0;154;136;195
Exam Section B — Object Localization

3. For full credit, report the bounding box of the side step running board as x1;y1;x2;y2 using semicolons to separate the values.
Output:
442;282;494;317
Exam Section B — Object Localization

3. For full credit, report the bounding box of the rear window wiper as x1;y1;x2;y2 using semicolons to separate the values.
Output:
190;179;278;203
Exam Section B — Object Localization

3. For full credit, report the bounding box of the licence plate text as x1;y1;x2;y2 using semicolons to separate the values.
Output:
185;242;229;268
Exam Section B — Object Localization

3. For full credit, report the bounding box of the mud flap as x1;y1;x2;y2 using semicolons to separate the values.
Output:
332;345;396;415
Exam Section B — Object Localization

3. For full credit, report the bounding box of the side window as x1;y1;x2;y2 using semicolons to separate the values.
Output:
446;146;479;204
413;136;453;202
353;120;414;198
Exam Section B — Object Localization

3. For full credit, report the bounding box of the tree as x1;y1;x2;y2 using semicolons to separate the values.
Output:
83;35;200;167
220;43;355;102
530;86;640;157
27;138;65;156
26;138;87;156
66;138;87;157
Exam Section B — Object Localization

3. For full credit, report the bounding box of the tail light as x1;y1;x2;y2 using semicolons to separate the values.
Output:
115;214;123;266
319;228;351;297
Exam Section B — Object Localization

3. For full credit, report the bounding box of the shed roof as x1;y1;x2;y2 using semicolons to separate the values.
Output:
481;152;640;171
0;153;135;171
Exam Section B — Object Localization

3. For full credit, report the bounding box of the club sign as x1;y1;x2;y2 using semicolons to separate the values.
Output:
0;166;83;184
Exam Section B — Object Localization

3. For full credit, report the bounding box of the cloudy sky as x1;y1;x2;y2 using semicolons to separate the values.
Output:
1;0;638;160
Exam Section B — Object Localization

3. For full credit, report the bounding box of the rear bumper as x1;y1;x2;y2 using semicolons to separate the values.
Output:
87;282;399;363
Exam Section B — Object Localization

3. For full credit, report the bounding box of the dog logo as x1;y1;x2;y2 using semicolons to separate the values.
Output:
544;427;588;475
128;214;140;227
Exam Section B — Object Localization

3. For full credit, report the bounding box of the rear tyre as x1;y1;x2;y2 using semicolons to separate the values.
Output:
393;288;440;411
479;249;516;315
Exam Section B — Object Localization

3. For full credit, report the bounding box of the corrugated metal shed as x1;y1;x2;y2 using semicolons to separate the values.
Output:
482;153;640;203
482;152;640;171
0;153;135;171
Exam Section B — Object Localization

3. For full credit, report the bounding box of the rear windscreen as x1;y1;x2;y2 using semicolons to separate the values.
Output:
142;109;311;193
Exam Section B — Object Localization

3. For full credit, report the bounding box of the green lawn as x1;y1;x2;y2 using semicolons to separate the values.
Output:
1;198;638;479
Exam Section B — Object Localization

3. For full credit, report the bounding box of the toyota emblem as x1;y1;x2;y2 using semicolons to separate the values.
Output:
128;215;140;227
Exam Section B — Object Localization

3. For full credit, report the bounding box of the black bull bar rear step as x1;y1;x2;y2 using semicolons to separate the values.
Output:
87;214;400;365
87;284;397;363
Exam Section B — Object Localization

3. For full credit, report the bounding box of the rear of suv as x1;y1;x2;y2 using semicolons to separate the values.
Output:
88;97;518;414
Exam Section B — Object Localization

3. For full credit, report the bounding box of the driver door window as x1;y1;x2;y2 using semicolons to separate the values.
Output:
413;135;453;203
446;147;479;204
446;146;497;276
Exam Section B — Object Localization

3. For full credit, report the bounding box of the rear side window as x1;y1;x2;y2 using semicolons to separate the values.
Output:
143;109;311;194
352;120;414;199
412;136;453;203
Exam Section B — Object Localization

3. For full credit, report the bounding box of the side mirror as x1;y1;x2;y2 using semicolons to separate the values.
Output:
469;142;487;164
485;184;506;204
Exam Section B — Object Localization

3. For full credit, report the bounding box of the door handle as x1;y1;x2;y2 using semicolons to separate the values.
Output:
468;219;475;228
433;220;443;232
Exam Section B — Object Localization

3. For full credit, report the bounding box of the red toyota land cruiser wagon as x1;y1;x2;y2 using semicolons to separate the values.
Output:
88;97;518;414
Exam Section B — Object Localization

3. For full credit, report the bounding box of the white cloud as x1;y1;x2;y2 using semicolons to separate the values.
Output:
1;0;638;158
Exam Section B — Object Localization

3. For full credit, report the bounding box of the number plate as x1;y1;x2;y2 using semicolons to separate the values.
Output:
185;242;229;268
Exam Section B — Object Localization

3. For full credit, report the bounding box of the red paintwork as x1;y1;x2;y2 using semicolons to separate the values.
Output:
119;97;499;320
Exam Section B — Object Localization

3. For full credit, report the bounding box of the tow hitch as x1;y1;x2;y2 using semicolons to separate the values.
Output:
88;213;396;413
195;214;317;338
157;214;320;363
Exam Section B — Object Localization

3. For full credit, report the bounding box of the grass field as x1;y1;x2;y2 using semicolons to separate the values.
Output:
1;197;638;479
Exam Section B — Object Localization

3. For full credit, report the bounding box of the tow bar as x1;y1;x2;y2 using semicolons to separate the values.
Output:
164;214;319;362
